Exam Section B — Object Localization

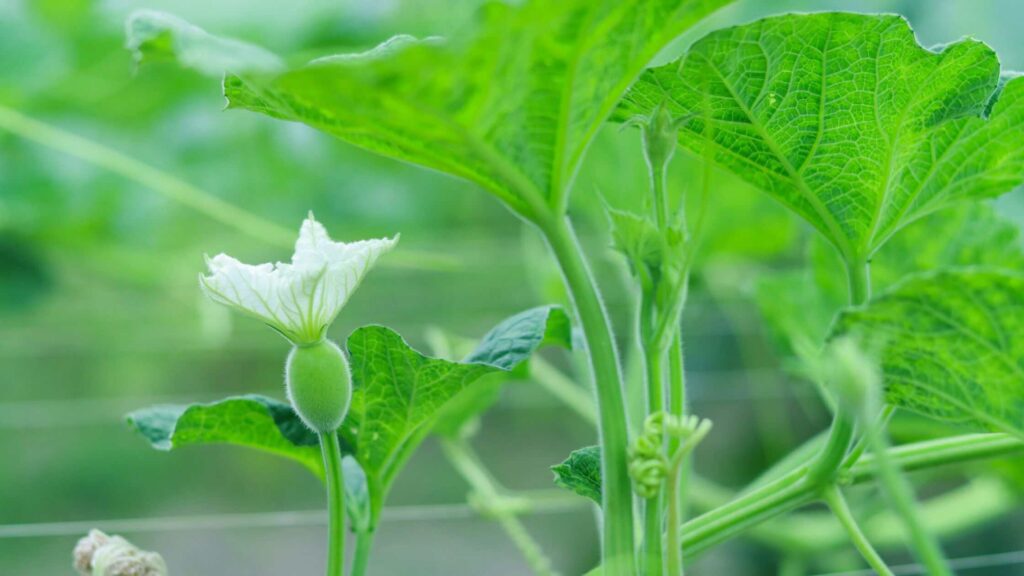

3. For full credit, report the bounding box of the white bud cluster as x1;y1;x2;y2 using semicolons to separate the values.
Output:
73;530;168;576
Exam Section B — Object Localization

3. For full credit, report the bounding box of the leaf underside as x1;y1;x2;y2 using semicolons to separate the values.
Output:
620;13;1024;260
127;1;732;218
833;270;1024;439
126;394;325;475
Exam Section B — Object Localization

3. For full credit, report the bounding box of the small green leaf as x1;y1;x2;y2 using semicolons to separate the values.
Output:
464;305;572;371
552;445;602;505
832;270;1024;438
127;1;732;218
621;13;1024;260
126;394;326;475
607;208;668;271
346;306;571;479
125;10;283;75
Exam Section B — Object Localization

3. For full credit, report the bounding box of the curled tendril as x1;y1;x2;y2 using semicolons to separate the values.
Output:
628;412;714;498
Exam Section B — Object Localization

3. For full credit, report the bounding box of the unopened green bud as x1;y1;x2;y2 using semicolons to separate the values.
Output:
286;339;352;433
643;102;680;171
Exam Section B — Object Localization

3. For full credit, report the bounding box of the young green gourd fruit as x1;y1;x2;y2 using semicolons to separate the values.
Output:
286;340;352;433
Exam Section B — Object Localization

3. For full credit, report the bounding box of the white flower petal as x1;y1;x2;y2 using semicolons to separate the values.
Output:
200;214;397;344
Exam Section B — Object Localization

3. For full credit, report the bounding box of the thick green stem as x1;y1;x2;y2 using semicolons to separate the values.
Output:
539;215;634;575
350;530;375;576
320;432;346;576
668;334;686;428
678;433;1024;558
643;493;664;576
822;485;894;576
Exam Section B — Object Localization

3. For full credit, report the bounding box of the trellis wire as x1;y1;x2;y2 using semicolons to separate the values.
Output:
0;498;587;540
812;549;1024;575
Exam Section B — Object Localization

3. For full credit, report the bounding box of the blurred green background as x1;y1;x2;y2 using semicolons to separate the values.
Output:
3;0;1024;574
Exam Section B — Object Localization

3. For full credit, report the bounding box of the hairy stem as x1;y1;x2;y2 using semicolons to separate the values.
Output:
822;485;894;576
319;432;346;576
640;290;665;576
664;445;691;576
805;410;854;487
539;215;634;575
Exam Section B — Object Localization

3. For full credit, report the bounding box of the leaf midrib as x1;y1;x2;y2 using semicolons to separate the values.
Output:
696;51;855;260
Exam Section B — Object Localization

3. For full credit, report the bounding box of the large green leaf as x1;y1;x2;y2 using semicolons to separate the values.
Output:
833;270;1024;438
620;13;1024;260
127;394;324;475
127;1;732;218
552;445;603;505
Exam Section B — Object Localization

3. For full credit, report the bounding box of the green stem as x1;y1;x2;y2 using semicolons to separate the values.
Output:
845;256;871;306
539;215;634;576
868;428;952;575
320;432;346;576
350;530;375;576
678;433;1024;558
643;493;664;576
805;409;854;487
640;287;666;576
651;160;670;230
664;450;686;576
822;485;894;576
668;333;685;425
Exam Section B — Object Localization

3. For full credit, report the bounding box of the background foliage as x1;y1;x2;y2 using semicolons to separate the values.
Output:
3;0;1024;574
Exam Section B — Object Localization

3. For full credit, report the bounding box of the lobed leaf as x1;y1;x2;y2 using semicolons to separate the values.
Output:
621;13;1024;260
552;445;603;505
344;306;571;482
833;270;1024;438
127;1;732;218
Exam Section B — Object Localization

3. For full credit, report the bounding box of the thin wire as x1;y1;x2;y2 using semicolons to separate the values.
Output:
0;498;587;540
0;370;819;430
812;549;1024;576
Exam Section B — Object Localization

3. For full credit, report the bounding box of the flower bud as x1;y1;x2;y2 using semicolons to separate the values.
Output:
74;530;110;574
73;530;167;576
286;339;352;433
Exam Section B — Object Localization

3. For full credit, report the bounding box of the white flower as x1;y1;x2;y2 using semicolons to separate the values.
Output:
200;213;397;344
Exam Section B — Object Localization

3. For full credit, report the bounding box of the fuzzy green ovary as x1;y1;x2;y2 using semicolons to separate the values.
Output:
286;340;352;433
